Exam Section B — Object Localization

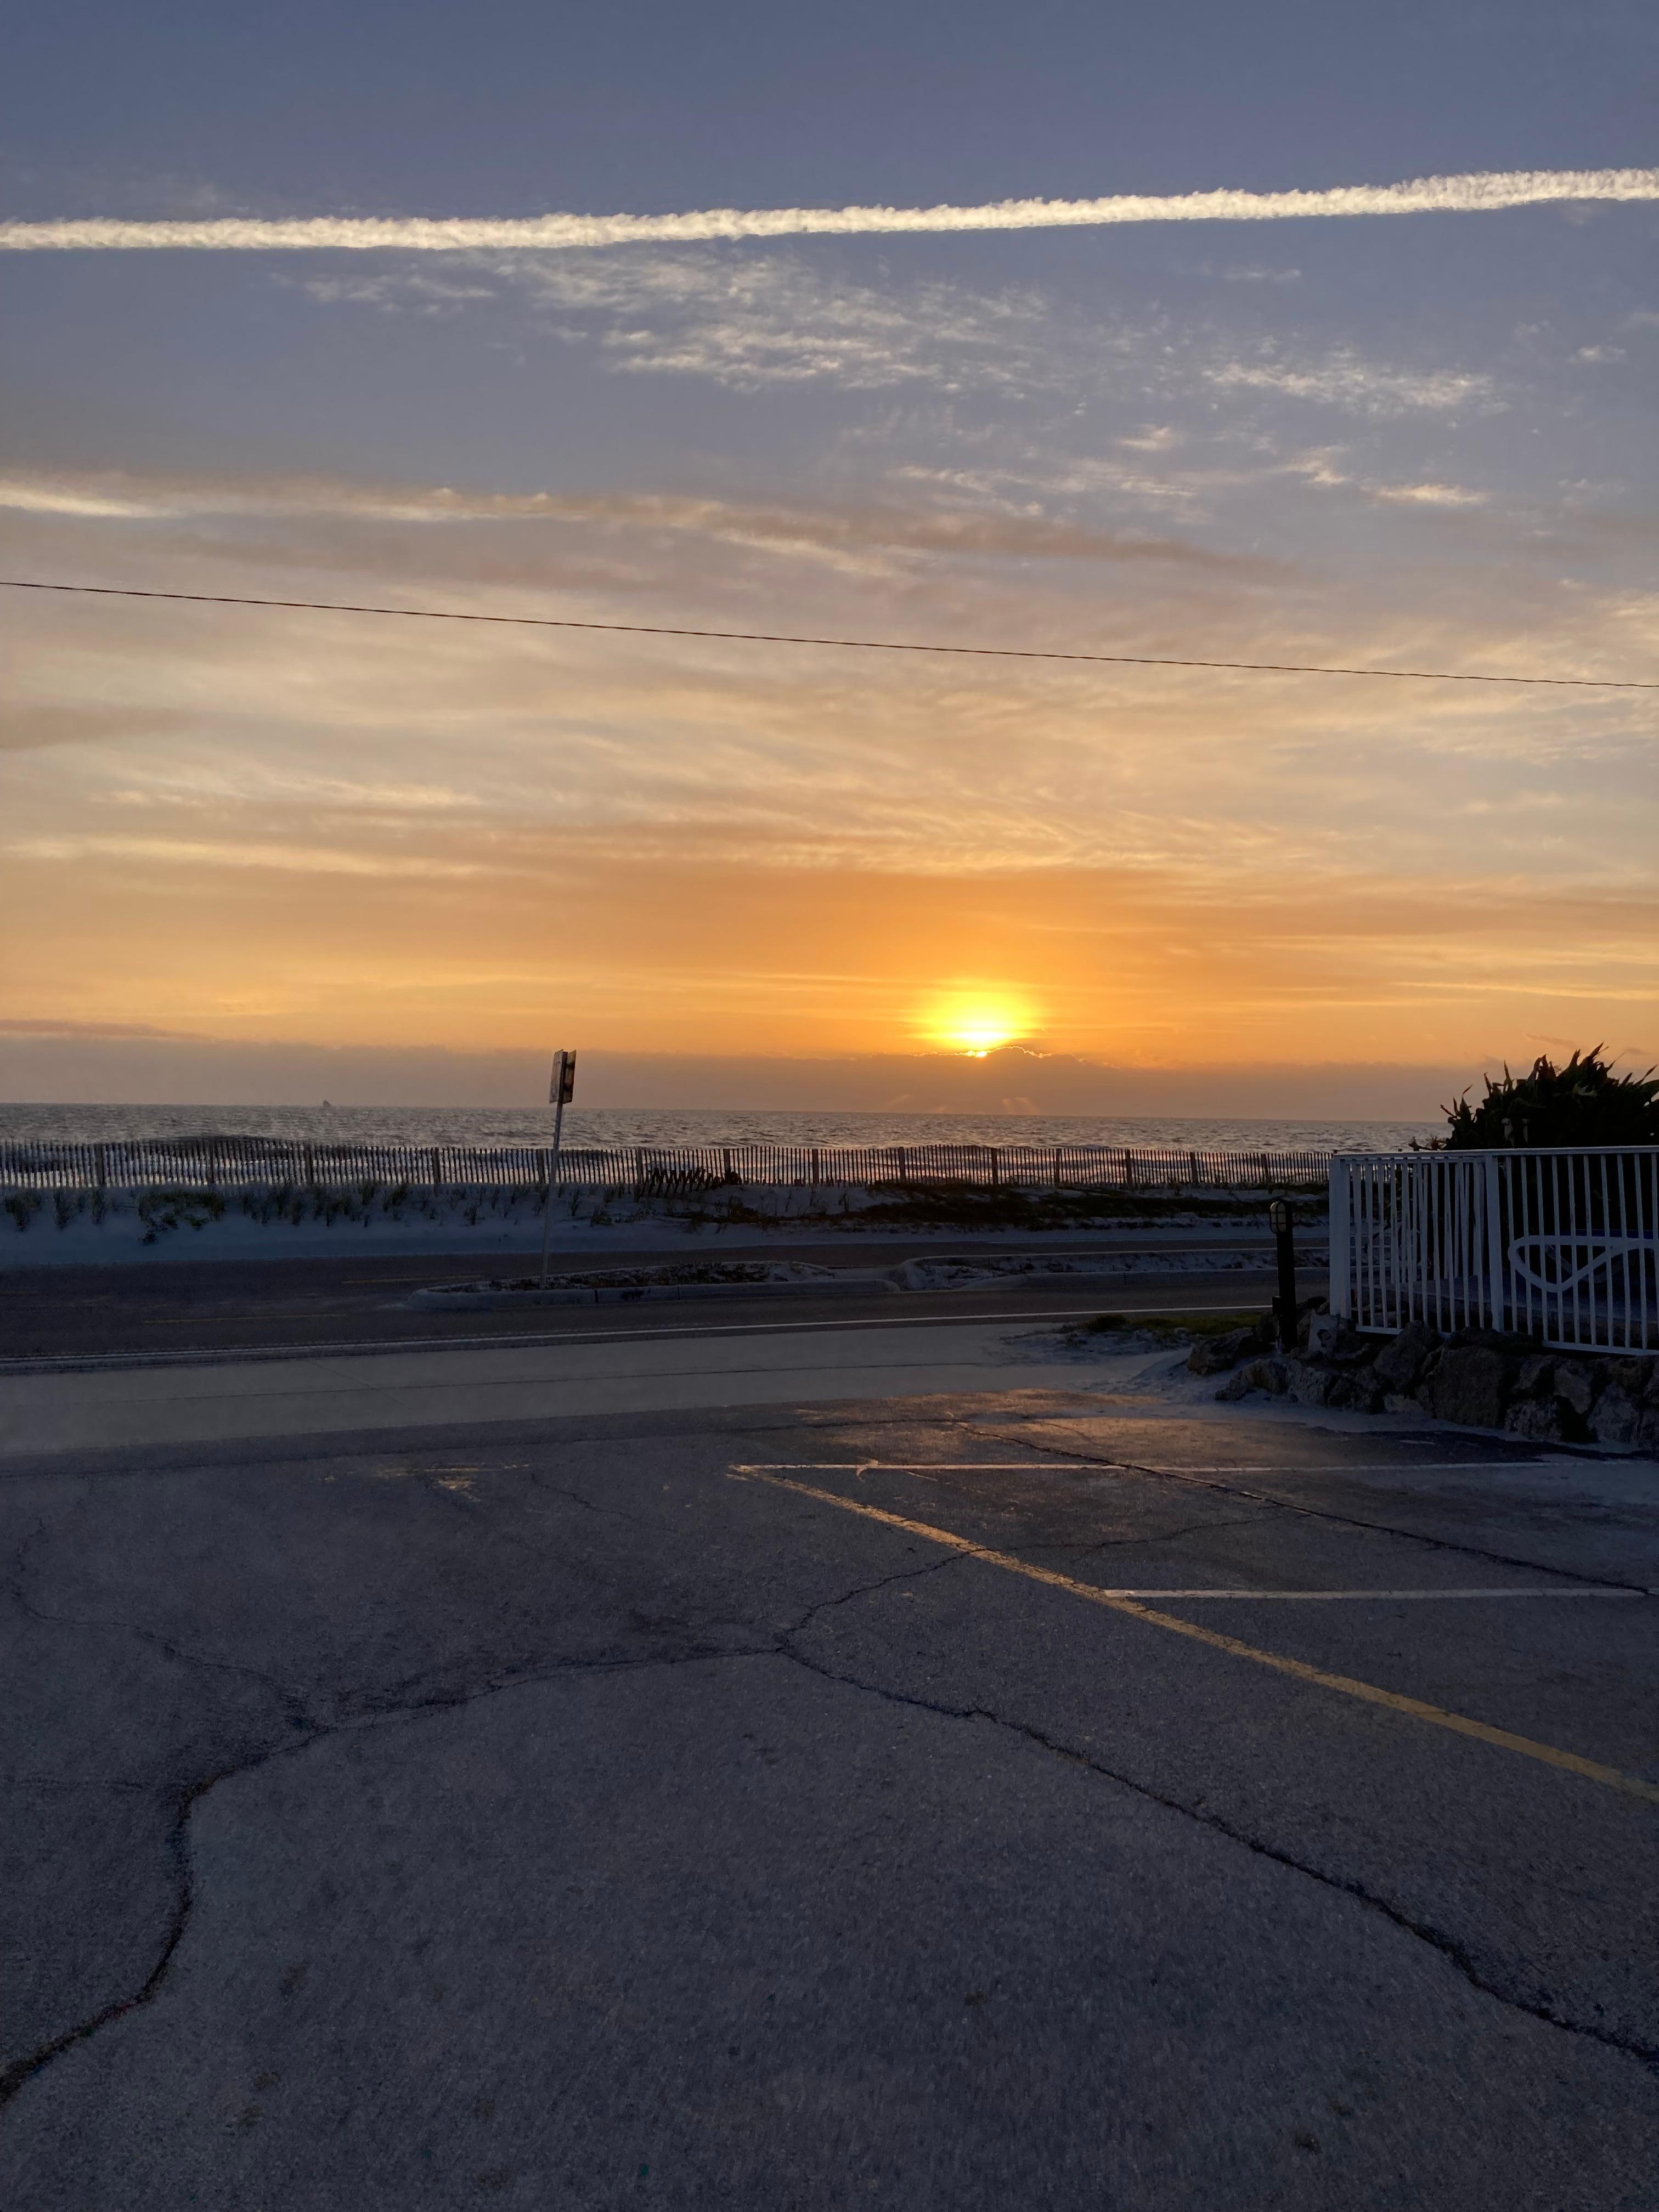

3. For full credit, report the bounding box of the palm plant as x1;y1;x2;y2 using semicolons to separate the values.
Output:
1438;1047;1659;1149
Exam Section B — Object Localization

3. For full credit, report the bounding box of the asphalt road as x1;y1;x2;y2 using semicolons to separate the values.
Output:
3;1381;1655;2208
0;1240;1310;1365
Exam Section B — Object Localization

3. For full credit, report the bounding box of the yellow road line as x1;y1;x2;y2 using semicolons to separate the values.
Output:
731;1466;1659;1808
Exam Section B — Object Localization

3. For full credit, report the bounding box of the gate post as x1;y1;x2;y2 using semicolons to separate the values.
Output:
1483;1154;1506;1333
1328;1159;1351;1321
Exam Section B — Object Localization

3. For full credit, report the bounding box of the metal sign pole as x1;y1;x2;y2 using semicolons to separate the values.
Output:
538;1050;575;1288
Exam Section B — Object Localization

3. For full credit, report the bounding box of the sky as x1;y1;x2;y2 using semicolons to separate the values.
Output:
2;0;1656;1110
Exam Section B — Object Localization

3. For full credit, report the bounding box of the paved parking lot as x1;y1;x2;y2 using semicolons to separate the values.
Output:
3;1379;1656;2208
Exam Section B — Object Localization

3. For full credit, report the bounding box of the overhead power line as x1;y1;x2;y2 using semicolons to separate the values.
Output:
1;576;1654;690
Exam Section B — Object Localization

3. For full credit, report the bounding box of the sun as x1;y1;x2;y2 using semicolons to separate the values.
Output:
950;1014;1016;1056
918;992;1033;1058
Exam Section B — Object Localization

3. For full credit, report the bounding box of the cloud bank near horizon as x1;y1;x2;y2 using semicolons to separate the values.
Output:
0;1026;1497;1121
3;168;1655;252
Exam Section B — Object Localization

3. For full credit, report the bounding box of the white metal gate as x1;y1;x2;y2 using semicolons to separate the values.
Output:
1330;1148;1659;1355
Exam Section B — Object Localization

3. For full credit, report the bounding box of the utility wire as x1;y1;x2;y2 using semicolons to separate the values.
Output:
1;575;1654;690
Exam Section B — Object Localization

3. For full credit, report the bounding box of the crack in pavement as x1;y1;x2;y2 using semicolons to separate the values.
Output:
1016;1514;1262;1558
7;1495;308;1711
0;1638;772;2114
7;1564;1654;2131
7;1415;1652;2132
768;1629;1659;2074
956;1424;1655;1594
9;1579;312;1712
788;1554;963;1635
526;1471;680;1533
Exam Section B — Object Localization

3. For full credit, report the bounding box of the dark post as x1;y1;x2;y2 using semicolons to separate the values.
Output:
1269;1198;1298;1351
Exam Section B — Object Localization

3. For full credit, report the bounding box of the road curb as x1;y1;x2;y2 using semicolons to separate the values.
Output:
409;1275;901;1311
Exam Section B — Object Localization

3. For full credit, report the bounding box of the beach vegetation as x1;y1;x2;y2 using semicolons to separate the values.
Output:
1437;1047;1659;1149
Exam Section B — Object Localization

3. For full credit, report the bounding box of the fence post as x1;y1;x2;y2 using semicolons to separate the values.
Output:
1483;1154;1506;1333
989;1147;1000;1188
1328;1160;1352;1321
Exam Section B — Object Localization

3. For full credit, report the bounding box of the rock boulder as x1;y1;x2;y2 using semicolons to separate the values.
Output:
1426;1344;1513;1430
1372;1321;1439;1396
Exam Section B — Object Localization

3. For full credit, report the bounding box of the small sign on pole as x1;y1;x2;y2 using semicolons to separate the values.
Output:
539;1050;577;1286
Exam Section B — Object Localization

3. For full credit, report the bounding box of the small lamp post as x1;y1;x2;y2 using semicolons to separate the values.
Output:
1269;1197;1298;1351
538;1050;577;1288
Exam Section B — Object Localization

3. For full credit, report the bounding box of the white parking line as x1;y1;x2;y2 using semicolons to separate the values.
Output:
733;1465;1652;1599
742;1459;1595;1476
1029;1587;1644;1601
731;1465;1659;1805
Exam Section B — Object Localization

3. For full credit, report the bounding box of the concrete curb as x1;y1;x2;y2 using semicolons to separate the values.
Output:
409;1275;900;1311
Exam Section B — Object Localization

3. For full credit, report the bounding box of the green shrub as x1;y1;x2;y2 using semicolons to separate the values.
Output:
1438;1047;1659;1149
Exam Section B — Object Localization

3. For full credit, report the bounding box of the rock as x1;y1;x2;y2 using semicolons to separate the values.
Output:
1306;1313;1375;1365
1553;1362;1594;1417
1372;1322;1439;1396
1590;1387;1641;1448
1186;1327;1259;1376
1217;1356;1290;1401
1504;1397;1569;1444
1382;1393;1422;1417
1515;1355;1555;1398
1327;1372;1384;1414
1426;1344;1513;1430
1286;1360;1334;1408
1634;1406;1659;1455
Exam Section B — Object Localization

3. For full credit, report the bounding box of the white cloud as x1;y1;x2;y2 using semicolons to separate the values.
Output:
453;250;1070;395
0;463;1251;569
3;167;1655;251
1367;481;1488;507
294;250;1504;433
1208;347;1499;416
0;479;171;518
3;834;490;878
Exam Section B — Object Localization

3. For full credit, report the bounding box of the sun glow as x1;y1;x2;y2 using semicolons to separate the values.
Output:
919;992;1034;1057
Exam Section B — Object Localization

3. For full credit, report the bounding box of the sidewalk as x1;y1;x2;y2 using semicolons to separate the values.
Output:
0;1318;1163;1456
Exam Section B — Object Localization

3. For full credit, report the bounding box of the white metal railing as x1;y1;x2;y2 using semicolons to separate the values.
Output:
1330;1148;1659;1356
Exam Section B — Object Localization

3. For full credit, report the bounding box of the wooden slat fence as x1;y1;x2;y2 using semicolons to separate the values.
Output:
0;1137;1333;1196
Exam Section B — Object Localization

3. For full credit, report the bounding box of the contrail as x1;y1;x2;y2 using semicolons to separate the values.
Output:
2;167;1655;252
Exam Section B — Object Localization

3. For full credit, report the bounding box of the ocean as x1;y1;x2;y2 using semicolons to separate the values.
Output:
0;1103;1436;1155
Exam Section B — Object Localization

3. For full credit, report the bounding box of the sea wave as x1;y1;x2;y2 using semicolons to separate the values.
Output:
0;1102;1436;1155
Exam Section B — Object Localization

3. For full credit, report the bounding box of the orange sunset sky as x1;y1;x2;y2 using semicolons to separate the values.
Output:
3;71;1656;1109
